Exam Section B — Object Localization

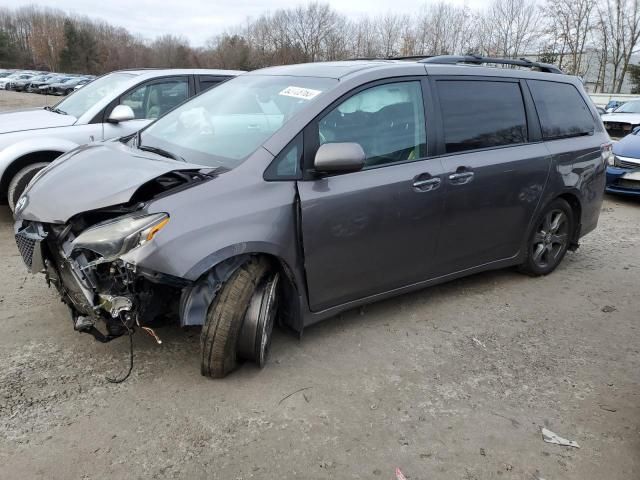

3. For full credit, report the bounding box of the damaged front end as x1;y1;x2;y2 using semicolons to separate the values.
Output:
14;209;188;344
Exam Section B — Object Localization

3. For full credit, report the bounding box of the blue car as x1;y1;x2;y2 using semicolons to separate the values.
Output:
606;128;640;196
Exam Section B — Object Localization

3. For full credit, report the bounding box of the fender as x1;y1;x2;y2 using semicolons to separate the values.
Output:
0;137;79;188
177;243;306;332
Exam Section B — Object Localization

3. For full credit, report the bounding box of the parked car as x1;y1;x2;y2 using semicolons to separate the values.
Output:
596;106;606;116
0;68;242;210
605;127;640;196
24;74;60;93
12;56;607;378
605;99;626;113
48;77;91;95
0;72;36;90
10;73;51;92
39;76;78;95
601;100;640;137
36;76;77;94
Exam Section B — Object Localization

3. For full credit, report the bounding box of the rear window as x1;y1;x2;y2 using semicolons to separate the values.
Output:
436;80;527;154
528;80;594;140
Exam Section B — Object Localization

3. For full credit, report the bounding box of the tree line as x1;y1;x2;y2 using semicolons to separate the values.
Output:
0;0;639;93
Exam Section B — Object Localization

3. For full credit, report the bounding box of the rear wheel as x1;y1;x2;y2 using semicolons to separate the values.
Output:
7;162;50;212
200;257;278;378
519;198;574;276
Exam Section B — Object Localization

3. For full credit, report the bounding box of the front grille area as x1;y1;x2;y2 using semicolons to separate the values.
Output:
604;122;633;138
15;232;36;269
617;179;640;190
615;158;640;169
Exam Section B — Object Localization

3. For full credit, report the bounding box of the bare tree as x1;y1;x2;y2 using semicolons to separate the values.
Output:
542;0;596;75
484;0;541;58
604;0;640;92
376;12;402;57
416;3;472;56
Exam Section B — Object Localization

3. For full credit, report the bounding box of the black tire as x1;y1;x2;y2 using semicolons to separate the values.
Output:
519;198;574;276
7;162;50;212
65;89;73;95
200;257;270;378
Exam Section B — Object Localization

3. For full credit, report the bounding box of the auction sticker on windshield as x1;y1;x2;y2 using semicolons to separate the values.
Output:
279;86;322;100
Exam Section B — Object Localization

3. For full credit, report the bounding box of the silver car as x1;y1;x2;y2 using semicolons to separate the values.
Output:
0;68;242;210
14;57;607;379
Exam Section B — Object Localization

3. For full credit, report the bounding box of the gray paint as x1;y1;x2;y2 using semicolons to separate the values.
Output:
16;60;608;332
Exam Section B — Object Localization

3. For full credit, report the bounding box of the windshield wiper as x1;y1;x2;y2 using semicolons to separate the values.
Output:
44;106;67;115
138;145;186;162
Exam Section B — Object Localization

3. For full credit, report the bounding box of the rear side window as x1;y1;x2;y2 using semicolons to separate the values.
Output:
528;80;594;140
436;80;527;154
198;75;226;93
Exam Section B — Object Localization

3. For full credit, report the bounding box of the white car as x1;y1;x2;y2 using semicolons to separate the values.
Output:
601;100;640;138
0;72;36;90
0;68;243;210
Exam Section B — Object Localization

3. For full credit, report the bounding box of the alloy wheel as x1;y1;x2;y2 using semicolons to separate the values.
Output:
531;209;569;269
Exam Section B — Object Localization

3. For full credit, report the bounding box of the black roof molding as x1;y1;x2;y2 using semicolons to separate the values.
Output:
420;55;563;74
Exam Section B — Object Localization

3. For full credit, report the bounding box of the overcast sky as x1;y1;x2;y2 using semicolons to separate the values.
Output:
11;0;486;46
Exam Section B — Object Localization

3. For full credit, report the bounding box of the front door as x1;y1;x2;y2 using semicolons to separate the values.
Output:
297;80;446;312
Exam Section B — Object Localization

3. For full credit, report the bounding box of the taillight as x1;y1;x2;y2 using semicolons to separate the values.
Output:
601;142;614;166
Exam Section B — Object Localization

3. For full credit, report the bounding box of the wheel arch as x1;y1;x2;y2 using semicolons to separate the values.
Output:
556;191;582;248
179;250;304;334
0;139;77;198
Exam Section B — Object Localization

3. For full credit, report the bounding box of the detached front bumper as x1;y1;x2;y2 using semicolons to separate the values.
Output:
606;166;640;196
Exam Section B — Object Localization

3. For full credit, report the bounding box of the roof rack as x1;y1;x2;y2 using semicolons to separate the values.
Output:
420;55;563;74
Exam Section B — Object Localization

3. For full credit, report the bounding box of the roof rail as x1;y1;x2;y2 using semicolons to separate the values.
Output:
420;55;564;74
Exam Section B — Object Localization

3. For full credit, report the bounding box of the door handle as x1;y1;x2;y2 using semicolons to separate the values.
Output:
412;177;441;192
448;171;474;185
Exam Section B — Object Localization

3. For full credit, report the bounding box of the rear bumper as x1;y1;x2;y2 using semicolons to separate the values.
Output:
606;166;640;196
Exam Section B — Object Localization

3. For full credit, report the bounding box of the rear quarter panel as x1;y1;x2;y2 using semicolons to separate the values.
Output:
542;133;607;238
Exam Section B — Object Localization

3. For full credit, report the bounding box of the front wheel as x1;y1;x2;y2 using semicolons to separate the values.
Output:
7;162;50;212
519;198;574;276
200;257;277;378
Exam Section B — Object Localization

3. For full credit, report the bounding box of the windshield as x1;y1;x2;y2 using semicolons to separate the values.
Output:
54;72;135;119
140;75;337;169
614;101;640;114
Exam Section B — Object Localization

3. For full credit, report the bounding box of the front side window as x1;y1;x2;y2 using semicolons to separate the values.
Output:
318;81;426;168
55;72;135;119
264;134;302;180
140;75;336;169
120;78;188;120
437;80;527;154
528;80;594;140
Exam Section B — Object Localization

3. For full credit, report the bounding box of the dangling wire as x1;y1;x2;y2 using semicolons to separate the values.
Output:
106;318;134;384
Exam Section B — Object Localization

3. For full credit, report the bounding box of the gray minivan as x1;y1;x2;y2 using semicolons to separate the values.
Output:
14;56;608;378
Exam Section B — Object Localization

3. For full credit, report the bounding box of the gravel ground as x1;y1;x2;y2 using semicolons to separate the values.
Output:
0;89;57;110
0;91;639;480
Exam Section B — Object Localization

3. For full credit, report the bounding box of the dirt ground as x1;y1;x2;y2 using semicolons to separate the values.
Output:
0;90;639;480
0;89;57;110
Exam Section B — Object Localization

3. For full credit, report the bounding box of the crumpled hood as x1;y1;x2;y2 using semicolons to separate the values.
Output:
601;113;640;124
613;133;640;158
18;141;206;223
0;108;76;133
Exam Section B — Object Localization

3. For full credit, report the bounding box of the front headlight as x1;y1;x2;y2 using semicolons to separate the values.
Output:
72;213;169;261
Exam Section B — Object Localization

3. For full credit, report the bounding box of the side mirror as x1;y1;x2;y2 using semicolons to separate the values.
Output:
314;142;365;174
108;105;135;123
